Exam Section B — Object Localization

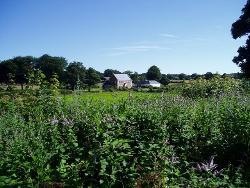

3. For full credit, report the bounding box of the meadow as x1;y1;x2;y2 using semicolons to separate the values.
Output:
0;77;250;187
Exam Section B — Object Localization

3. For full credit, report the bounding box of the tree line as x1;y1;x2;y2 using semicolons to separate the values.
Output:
0;0;249;90
0;54;244;90
0;54;101;90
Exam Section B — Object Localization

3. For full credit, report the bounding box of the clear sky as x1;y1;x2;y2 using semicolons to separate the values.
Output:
0;0;248;74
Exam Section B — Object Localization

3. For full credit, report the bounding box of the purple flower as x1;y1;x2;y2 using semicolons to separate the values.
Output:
196;156;223;176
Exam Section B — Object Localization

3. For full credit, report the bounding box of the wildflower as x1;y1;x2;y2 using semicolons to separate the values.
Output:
50;117;59;125
61;118;73;126
170;155;179;164
196;155;223;176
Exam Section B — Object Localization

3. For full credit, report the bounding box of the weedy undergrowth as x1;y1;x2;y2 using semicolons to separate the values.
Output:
0;81;249;187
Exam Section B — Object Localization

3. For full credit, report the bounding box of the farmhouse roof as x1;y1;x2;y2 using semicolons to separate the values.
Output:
113;74;132;81
141;80;160;84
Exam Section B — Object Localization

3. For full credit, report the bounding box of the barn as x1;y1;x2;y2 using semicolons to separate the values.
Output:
110;74;133;89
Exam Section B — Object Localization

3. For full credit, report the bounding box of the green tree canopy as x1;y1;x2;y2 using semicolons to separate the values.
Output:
231;0;250;77
160;74;170;85
204;72;214;80
130;72;139;84
0;60;15;84
0;56;35;89
146;65;161;81
13;56;35;89
103;69;121;77
86;67;101;91
66;62;86;90
179;73;187;80
191;73;200;80
36;54;68;81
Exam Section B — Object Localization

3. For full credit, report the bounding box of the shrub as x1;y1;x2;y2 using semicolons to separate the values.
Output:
0;85;249;187
182;76;241;98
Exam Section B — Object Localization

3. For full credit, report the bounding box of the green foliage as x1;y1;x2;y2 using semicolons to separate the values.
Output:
130;72;140;85
0;57;35;88
0;83;249;187
204;72;214;80
86;67;101;91
182;76;241;98
241;79;250;93
27;69;46;88
231;0;250;77
160;74;170;85
179;73;187;80
146;65;161;81
65;62;86;90
36;54;68;81
13;56;35;89
103;69;121;77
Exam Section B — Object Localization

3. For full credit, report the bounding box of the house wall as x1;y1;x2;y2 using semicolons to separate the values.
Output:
117;80;132;88
110;75;132;88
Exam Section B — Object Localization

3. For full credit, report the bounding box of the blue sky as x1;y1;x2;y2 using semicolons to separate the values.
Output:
0;0;247;74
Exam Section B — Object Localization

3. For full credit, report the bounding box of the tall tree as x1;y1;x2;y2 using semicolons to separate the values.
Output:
103;69;121;77
0;61;10;84
13;56;35;89
146;65;161;81
0;57;35;89
130;72;139;84
66;62;86;90
231;0;250;78
0;59;17;84
36;54;68;81
86;67;101;91
204;72;214;80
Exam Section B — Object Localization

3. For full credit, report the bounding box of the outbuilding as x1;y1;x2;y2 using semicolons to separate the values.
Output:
140;80;161;88
110;74;133;89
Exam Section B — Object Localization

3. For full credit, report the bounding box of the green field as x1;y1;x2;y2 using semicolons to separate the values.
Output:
0;78;250;187
63;91;161;103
